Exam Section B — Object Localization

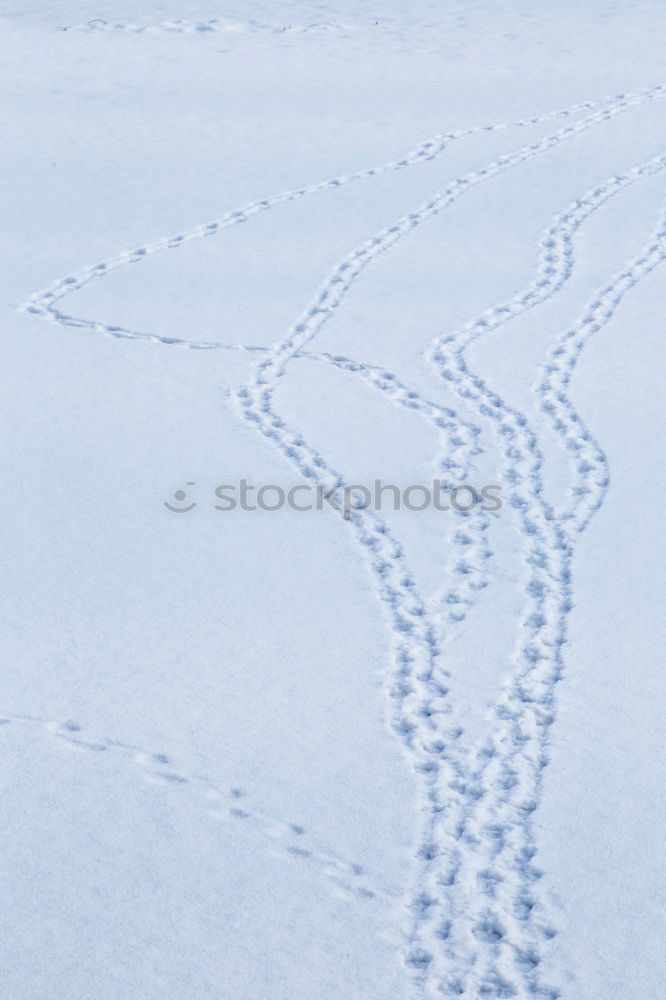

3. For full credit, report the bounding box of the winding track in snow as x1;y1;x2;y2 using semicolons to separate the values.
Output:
537;212;666;536
0;713;388;903
21;87;652;783
20;85;661;344
422;170;666;998
227;96;666;996
62;17;354;35
15;81;666;998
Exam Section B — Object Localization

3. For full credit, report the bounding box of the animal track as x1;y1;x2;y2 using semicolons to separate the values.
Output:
20;85;663;350
228;89;666;996
15;77;666;998
0;714;385;904
61;17;354;36
537;211;666;535
421;161;666;997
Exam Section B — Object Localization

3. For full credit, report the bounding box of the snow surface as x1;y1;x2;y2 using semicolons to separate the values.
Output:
1;2;665;998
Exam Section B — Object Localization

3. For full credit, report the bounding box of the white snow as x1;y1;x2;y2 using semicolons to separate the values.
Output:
1;2;665;998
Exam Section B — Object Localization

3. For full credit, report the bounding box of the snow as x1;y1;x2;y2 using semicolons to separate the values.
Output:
1;2;665;998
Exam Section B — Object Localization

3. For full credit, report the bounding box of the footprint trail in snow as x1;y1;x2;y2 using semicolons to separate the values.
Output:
14;75;666;999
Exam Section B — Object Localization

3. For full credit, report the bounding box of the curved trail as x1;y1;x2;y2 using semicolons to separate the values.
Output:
423;174;666;996
19;84;663;346
230;100;666;994
537;212;666;536
0;712;388;903
15;79;666;999
293;350;493;628
62;17;354;36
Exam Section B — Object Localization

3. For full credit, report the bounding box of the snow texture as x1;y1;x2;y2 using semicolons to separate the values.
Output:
1;2;665;998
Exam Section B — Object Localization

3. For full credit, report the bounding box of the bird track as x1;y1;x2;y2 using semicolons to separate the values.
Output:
0;712;388;904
